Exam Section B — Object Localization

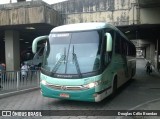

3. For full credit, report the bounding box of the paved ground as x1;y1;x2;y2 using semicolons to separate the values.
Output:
0;59;160;119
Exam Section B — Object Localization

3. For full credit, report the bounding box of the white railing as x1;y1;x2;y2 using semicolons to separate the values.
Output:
0;70;40;94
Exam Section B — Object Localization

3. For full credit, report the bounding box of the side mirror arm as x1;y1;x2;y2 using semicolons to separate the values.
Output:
32;36;48;54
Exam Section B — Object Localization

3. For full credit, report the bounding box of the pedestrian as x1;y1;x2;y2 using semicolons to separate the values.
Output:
29;63;35;79
0;62;5;88
21;62;29;80
145;61;152;74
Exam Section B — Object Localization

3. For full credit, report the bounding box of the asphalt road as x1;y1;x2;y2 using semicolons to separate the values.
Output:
0;58;160;119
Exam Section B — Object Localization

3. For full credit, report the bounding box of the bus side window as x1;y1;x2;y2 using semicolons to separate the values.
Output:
121;38;128;56
115;33;121;54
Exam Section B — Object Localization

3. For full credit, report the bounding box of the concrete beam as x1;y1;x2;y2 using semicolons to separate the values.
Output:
145;43;156;67
139;0;160;7
0;1;60;26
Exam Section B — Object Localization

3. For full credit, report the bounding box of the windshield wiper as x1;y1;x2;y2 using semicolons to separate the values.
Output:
72;45;82;78
52;48;66;73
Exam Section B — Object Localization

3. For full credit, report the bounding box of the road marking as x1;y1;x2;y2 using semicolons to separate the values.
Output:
115;97;160;119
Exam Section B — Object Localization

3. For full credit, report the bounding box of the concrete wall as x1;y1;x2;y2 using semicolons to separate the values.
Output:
0;1;61;26
139;0;160;6
44;5;62;26
140;7;160;24
52;0;138;25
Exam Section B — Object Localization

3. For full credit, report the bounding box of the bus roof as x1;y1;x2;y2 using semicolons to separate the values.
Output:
50;22;131;44
51;22;110;32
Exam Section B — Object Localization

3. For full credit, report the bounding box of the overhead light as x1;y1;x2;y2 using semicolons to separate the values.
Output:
20;39;24;41
25;42;29;44
125;31;130;33
25;27;35;30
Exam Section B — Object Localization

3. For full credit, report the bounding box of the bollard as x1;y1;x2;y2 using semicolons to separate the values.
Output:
16;71;20;90
37;71;40;87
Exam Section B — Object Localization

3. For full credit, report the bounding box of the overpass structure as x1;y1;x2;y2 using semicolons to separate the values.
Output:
0;0;160;71
0;0;61;71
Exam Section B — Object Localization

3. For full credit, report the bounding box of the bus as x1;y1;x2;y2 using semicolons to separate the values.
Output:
32;22;136;102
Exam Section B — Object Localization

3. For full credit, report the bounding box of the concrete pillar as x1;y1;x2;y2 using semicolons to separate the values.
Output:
146;43;155;62
5;30;20;71
0;41;5;62
142;49;145;58
150;44;155;60
146;45;150;60
157;39;160;71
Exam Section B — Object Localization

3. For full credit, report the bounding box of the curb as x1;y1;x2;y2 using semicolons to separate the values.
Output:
0;87;40;99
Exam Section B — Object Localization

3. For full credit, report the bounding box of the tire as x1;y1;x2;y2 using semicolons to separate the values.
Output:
112;77;117;96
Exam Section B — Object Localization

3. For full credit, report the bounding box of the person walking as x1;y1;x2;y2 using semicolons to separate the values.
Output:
145;61;152;74
29;63;35;80
21;62;29;80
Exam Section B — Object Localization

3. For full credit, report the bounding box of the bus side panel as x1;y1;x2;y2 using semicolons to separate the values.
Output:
112;54;136;88
112;54;127;88
127;56;136;78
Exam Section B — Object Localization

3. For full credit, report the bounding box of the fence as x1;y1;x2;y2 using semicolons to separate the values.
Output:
0;70;40;94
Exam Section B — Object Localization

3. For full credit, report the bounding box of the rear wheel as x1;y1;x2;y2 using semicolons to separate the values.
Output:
130;69;134;80
112;77;117;96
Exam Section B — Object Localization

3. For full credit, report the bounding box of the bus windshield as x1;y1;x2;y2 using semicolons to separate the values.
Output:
42;30;102;76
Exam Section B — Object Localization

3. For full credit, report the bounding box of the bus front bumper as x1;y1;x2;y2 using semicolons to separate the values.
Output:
40;84;111;102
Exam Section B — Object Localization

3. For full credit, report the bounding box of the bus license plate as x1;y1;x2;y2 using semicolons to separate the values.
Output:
60;93;69;98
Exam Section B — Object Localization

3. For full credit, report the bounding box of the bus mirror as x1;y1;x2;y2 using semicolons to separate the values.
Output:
32;36;48;54
105;33;112;52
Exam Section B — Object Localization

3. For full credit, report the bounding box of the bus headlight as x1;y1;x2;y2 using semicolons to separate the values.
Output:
41;80;47;85
83;80;101;89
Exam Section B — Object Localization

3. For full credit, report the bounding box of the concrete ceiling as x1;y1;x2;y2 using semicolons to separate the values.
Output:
139;0;160;8
118;24;160;42
0;23;54;49
1;23;160;49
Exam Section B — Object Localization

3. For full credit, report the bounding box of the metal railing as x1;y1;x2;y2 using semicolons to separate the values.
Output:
0;70;40;94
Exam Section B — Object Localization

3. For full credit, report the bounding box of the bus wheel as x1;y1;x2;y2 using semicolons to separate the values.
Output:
112;77;117;96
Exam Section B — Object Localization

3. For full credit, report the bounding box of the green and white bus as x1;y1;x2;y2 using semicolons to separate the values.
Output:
32;22;136;102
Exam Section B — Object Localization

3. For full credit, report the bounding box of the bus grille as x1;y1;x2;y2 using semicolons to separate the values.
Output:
47;84;87;91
